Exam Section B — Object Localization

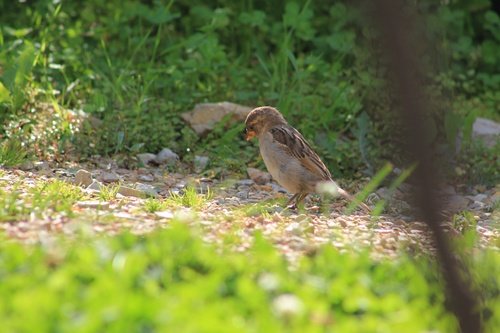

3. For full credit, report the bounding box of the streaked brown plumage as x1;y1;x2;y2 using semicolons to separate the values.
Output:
245;106;370;212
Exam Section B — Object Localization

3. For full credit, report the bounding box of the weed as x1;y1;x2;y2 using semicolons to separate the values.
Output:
165;186;211;209
452;211;478;234
31;179;85;215
0;184;27;222
238;200;283;217
98;183;120;201
144;198;168;213
0;139;28;167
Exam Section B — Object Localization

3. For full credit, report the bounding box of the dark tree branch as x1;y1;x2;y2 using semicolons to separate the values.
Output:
364;1;482;332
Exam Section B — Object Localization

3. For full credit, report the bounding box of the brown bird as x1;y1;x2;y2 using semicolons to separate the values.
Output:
245;106;370;212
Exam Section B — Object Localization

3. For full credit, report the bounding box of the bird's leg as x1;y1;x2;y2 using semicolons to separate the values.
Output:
286;193;309;210
295;193;309;206
286;193;299;209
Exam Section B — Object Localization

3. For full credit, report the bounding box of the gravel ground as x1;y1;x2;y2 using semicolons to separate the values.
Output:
1;158;498;263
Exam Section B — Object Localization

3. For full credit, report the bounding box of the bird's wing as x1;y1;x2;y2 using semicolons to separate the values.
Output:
269;125;332;181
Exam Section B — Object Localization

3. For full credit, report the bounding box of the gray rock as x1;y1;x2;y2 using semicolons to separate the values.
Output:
155;148;179;165
34;161;50;170
376;187;391;200
238;185;250;191
137;153;157;165
181;102;252;136
472;117;500;147
18;161;34;171
135;183;158;197
75;169;93;187
76;200;109;210
194;155;209;172
444;195;470;212
470;193;488;203
87;180;104;191
237;179;254;186
118;186;145;198
247;167;272;185
271;183;288;193
101;171;120;183
138;174;154;182
236;191;248;199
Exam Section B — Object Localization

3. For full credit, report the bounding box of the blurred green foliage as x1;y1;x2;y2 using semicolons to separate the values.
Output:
0;0;498;181
0;223;498;332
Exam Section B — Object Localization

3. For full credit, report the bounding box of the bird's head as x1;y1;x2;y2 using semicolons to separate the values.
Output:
244;106;287;141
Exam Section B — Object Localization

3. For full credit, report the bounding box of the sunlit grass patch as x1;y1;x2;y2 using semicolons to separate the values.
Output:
0;139;28;167
144;198;168;213
98;183;121;201
165;186;212;209
0;184;28;222
237;199;284;217
30;179;85;215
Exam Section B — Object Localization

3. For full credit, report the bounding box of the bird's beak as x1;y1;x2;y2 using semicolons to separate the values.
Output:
245;130;256;141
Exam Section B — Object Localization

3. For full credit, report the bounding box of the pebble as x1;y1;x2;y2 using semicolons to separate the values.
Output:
75;169;93;187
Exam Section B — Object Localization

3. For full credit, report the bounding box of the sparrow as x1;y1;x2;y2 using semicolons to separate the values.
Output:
245;106;370;212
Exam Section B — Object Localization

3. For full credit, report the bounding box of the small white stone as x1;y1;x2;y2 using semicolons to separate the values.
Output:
154;210;174;219
76;200;109;210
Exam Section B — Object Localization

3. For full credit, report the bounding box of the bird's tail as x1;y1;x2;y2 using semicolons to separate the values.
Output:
337;187;371;213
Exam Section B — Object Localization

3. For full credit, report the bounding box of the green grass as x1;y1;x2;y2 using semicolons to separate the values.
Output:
165;186;212;209
98;183;120;201
0;178;85;222
30;179;85;214
0;184;28;222
1;1;497;178
0;224;498;332
0;2;499;332
0;139;28;167
143;198;168;213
